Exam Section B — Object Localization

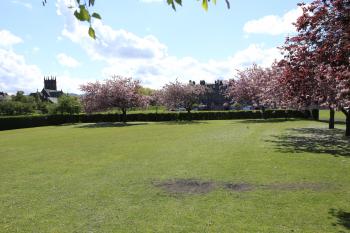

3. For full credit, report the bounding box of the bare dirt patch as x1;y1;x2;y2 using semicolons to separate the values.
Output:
224;183;254;192
154;179;331;195
154;179;216;194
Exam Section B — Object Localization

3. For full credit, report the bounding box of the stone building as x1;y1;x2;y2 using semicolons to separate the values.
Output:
0;92;9;101
30;77;63;103
199;80;229;110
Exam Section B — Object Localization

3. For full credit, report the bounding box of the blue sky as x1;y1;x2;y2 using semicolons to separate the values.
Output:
0;0;309;94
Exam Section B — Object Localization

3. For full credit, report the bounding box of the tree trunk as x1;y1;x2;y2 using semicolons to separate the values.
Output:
261;106;266;119
311;109;319;121
329;107;335;129
155;106;158;122
341;107;350;137
285;110;288;120
186;108;192;121
346;116;350;137
122;109;127;123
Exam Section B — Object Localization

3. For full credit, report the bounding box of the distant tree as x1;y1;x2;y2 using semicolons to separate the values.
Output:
227;64;271;117
150;90;164;114
50;95;82;115
12;91;36;105
37;101;53;114
80;76;148;122
139;87;155;96
227;63;293;118
0;100;35;115
29;92;55;114
0;91;37;115
162;80;206;118
260;62;291;110
79;81;102;114
12;91;27;102
232;102;242;110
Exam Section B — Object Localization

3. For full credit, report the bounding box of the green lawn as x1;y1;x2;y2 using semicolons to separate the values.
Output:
319;109;346;122
0;120;349;232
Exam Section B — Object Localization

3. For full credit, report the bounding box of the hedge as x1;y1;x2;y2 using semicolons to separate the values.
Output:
0;109;318;131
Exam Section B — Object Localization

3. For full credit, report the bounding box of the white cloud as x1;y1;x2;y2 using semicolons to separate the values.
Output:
54;0;281;91
54;73;91;93
0;48;42;94
11;0;32;9
32;47;40;53
0;27;91;94
0;30;23;48
230;44;281;67
0;48;88;94
61;21;167;61
0;30;42;94
101;43;281;89
56;53;81;68
0;29;85;94
243;7;302;36
56;0;167;60
56;0;167;61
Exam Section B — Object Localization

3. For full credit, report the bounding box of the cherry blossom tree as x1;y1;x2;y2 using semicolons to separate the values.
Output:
227;65;265;107
280;0;350;133
277;59;320;109
260;63;292;109
162;80;207;117
227;63;297;118
226;64;276;117
80;76;148;122
150;90;164;114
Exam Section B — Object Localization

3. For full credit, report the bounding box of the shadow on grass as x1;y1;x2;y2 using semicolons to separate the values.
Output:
76;122;148;128
239;118;301;124
158;121;208;125
319;119;345;125
267;128;350;157
329;208;350;231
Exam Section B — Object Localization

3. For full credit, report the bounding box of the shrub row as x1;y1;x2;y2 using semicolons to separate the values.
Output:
0;109;317;131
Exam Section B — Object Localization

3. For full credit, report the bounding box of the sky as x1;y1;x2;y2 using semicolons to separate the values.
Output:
0;0;310;94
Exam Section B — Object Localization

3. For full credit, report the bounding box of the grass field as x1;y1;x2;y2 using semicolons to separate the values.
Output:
0;120;349;232
319;110;346;122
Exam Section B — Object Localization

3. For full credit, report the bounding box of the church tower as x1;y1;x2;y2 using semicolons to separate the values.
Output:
44;76;57;90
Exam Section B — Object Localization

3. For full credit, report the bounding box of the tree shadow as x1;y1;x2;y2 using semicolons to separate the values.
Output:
76;122;148;128
239;119;301;124
318;119;345;125
267;128;350;157
329;208;350;231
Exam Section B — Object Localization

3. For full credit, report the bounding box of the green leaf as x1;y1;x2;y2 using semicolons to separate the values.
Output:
74;10;83;21
79;5;91;22
88;27;96;39
74;6;91;22
167;0;176;10
92;12;101;19
175;0;182;5
225;0;230;9
202;0;208;11
89;0;95;6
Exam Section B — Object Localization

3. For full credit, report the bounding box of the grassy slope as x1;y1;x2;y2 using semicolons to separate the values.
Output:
0;120;349;233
